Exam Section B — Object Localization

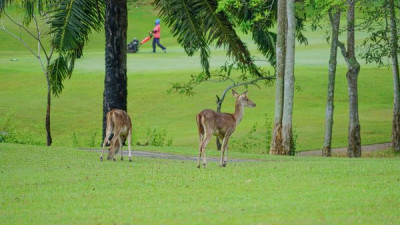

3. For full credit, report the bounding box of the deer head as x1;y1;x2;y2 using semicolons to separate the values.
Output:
232;90;256;108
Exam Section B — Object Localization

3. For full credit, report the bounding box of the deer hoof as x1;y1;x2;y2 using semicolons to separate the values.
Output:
129;158;132;162
203;163;207;169
222;162;227;167
113;158;116;162
196;164;200;169
100;157;103;161
121;157;124;161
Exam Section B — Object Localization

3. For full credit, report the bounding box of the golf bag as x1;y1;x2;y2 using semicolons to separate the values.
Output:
127;38;139;53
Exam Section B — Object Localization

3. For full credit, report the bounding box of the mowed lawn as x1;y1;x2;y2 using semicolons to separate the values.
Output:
0;143;399;225
0;4;394;153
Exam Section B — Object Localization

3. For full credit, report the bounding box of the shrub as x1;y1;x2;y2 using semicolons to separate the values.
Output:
230;114;272;154
0;112;44;145
137;128;173;147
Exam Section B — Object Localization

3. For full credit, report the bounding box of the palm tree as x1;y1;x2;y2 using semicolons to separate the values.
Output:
102;0;128;140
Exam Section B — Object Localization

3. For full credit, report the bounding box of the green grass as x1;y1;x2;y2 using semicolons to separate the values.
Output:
1;143;399;225
0;4;394;153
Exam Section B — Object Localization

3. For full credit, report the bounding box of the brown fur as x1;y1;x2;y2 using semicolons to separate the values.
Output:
196;90;256;168
100;109;133;162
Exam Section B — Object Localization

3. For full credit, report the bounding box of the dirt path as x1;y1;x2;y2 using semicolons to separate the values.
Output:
297;142;391;156
84;142;391;162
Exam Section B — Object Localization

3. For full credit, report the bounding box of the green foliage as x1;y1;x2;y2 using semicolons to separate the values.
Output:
168;62;274;96
218;0;277;65
230;114;272;154
357;0;400;66
0;112;44;145
153;0;263;78
46;0;104;96
138;128;173;147
290;126;298;156
87;130;98;148
72;131;79;147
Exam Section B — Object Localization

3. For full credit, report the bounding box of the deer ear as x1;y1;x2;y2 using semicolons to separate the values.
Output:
242;90;248;96
232;89;239;98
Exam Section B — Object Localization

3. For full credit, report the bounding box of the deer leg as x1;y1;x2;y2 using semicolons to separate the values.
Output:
100;133;111;161
108;133;119;161
221;135;230;167
197;143;202;169
197;129;205;168
120;139;124;161
200;132;213;169
128;129;133;162
219;135;225;167
117;136;123;161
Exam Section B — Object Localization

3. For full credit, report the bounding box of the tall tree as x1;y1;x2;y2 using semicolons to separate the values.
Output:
358;0;400;152
388;0;400;151
281;0;296;155
102;0;128;140
322;8;341;156
338;0;361;157
270;0;287;155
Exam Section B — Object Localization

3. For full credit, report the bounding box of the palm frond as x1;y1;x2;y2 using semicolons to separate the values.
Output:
154;0;262;78
0;0;14;14
223;0;277;67
252;25;276;66
46;0;104;96
47;0;104;52
0;0;48;25
48;52;75;96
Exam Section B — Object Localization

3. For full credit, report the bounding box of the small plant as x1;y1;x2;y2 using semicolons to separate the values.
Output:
231;114;272;154
264;114;272;153
0;112;44;145
87;130;98;148
137;128;172;147
72;132;79;147
289;126;298;156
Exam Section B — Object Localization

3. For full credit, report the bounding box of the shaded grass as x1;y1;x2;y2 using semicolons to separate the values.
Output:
1;143;400;225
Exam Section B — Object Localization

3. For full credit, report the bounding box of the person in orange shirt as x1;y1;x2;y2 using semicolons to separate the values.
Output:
151;19;166;53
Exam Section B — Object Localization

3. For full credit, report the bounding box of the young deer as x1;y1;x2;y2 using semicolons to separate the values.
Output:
196;90;256;168
100;109;133;162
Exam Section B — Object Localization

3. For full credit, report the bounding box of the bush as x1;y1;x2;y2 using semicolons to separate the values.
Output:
0;112;44;145
137;128;173;147
230;114;272;154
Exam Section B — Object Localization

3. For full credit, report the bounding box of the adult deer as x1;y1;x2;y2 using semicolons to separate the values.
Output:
100;109;133;162
196;90;256;168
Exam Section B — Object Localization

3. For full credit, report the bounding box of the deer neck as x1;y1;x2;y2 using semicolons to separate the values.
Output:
233;100;244;125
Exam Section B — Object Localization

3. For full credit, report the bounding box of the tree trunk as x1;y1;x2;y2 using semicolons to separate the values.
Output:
389;0;400;152
102;0;128;140
270;0;286;155
281;0;295;155
46;73;52;146
322;9;340;157
345;0;361;157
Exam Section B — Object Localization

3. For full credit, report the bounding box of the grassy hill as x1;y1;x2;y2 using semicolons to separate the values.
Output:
0;3;394;153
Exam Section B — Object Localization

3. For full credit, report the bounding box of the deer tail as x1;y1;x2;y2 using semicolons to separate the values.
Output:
106;110;115;142
196;114;204;136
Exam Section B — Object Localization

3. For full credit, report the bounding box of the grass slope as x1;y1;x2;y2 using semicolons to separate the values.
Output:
1;143;399;225
0;4;394;152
